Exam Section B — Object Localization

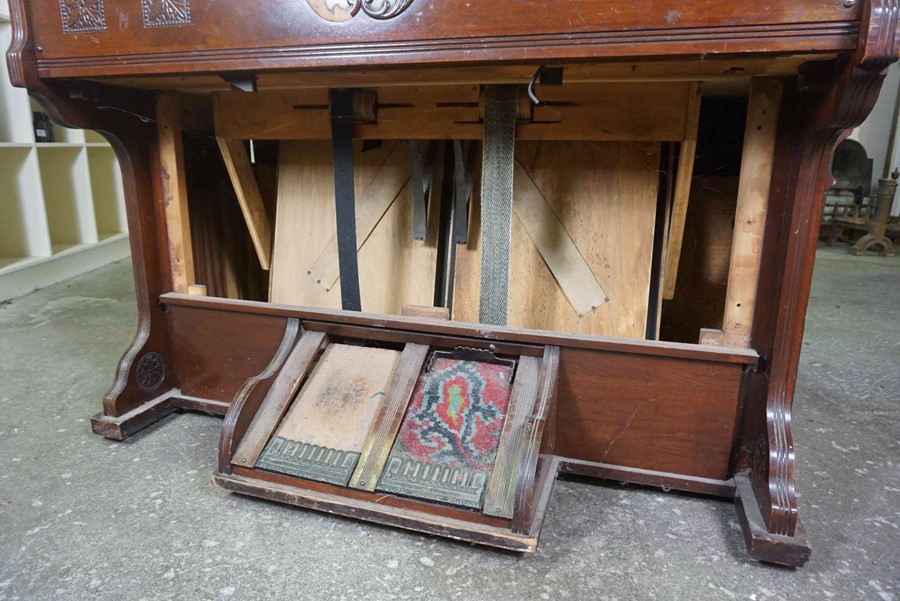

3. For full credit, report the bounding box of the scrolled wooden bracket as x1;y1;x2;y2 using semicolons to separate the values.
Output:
737;6;899;558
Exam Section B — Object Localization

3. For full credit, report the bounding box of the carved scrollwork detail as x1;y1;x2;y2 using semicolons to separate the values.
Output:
135;352;166;392
306;0;415;22
143;0;192;28
60;0;107;33
360;0;415;19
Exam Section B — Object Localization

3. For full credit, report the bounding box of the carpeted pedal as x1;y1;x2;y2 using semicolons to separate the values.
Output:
376;355;514;509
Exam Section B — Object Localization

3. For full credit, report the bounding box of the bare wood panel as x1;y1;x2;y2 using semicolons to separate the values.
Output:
663;82;703;299
350;343;430;491
270;140;438;314
214;83;689;142
555;348;743;480
272;344;400;451
513;162;609;317
401;305;451;321
216;138;273;271
232;331;327;467
307;143;411;291
453;141;659;339
723;79;784;348
157;94;194;293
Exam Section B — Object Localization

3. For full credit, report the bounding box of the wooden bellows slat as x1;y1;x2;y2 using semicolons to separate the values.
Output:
484;355;542;518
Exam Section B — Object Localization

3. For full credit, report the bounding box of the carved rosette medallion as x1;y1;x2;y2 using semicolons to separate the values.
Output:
135;352;166;391
142;0;192;28
60;0;107;33
306;0;415;22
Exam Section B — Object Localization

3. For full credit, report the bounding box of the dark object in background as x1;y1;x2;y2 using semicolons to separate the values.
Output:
32;112;54;143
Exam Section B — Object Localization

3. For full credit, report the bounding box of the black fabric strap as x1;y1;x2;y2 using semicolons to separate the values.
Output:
331;115;362;312
410;141;428;241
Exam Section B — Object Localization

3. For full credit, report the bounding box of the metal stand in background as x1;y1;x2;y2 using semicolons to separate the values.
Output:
849;170;899;256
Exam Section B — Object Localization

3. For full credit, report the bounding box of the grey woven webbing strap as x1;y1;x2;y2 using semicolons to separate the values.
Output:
479;86;518;326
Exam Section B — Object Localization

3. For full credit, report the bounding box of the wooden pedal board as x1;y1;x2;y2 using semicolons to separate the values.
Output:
214;321;560;552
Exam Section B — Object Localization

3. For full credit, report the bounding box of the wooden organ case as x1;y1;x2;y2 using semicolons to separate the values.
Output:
7;0;898;567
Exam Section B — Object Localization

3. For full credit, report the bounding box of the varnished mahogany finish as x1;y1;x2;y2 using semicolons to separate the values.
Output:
22;1;862;79
8;0;899;566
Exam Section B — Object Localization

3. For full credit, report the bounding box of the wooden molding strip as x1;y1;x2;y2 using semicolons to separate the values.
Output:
232;330;327;468
35;22;858;80
663;82;703;300
161;292;761;364
350;343;430;491
558;459;736;498
484;355;542;519
217;137;273;271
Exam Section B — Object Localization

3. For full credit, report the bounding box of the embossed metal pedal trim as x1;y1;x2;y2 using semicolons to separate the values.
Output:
257;437;361;487
377;457;488;509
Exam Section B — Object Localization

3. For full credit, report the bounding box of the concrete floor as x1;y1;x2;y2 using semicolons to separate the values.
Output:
0;247;897;601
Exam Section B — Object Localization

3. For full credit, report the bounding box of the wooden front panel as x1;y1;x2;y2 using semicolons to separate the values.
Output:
555;348;744;480
167;305;290;400
25;0;860;78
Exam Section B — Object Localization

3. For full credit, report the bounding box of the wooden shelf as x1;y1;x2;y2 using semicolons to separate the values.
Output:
0;19;128;302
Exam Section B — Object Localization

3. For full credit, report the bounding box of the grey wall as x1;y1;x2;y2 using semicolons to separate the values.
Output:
849;63;900;214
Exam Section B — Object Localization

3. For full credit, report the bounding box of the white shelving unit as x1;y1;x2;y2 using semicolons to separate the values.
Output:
0;11;130;302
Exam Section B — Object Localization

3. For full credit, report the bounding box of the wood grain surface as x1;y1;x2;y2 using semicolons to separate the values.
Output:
453;141;659;339
270;140;438;314
274;344;400;453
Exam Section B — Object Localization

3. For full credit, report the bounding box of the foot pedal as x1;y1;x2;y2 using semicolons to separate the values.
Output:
214;323;560;552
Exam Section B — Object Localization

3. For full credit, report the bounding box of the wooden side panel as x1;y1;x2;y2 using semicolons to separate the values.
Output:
453;141;659;339
555;348;743;480
270;140;437;313
166;305;290;401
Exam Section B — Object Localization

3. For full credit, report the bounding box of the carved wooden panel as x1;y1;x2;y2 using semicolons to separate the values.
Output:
143;0;192;28
59;0;106;33
306;0;415;22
